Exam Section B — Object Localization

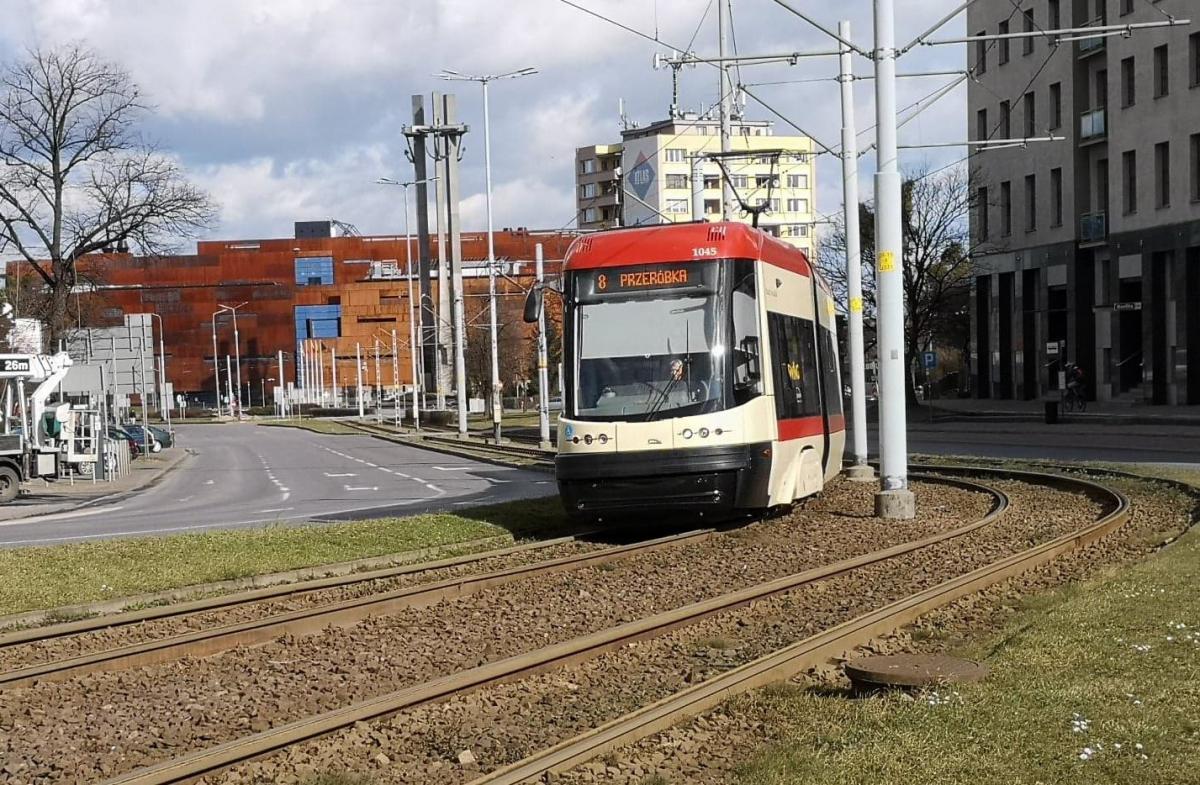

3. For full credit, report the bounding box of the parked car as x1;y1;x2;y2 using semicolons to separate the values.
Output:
121;424;161;453
107;426;141;459
147;426;174;449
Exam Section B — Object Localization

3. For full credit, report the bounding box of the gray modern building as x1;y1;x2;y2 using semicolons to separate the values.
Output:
969;0;1200;404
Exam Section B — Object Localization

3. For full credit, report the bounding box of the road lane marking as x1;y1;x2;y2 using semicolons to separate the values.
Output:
258;507;295;513
324;472;357;477
0;505;126;527
344;485;379;492
433;466;473;471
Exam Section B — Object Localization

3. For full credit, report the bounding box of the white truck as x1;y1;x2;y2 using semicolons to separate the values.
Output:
0;352;74;503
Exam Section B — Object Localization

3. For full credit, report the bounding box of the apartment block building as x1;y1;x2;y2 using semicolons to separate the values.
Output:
575;116;817;257
969;0;1200;405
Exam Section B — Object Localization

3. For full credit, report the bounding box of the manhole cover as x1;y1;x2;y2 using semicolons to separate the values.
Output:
843;654;988;689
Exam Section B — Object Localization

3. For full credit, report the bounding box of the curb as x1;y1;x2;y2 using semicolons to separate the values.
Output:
4;449;194;523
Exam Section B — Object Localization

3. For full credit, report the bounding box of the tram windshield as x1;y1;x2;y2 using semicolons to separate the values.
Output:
576;294;725;420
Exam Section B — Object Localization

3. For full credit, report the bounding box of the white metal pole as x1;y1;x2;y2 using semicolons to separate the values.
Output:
840;20;873;482
356;342;365;419
277;349;284;416
872;0;914;518
404;187;422;429
718;0;733;220
231;309;243;416
225;354;234;420
535;244;551;449
317;342;325;407
691;155;706;222
391;329;401;428
374;339;383;423
482;79;503;442
211;312;221;412
331;345;338;407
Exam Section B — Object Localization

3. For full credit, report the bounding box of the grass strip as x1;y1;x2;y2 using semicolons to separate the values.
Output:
0;497;565;616
257;419;362;435
735;471;1200;785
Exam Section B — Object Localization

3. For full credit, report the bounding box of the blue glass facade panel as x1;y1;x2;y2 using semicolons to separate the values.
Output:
295;256;334;286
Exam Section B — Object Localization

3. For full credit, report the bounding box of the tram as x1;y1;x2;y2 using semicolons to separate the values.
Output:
537;221;845;521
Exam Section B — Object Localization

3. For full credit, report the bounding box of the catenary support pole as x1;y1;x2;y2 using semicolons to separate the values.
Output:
717;0;734;220
403;183;422;429
441;93;470;437
872;0;915;518
535;243;552;449
356;343;364;419
210;312;220;412
840;20;873;482
391;329;402;428
330;345;338;407
375;340;383;423
691;155;706;222
225;355;234;421
482;79;503;443
277;349;284;416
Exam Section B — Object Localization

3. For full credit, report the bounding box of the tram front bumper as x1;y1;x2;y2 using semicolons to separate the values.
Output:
555;442;773;517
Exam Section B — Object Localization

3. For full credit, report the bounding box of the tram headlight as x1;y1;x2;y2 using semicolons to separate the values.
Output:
598;433;609;445
584;434;593;445
698;427;710;438
681;428;694;439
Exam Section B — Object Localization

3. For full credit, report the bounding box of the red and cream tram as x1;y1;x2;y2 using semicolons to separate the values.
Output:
550;221;845;520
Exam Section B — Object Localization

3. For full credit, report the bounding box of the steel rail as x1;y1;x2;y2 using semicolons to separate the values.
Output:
0;528;716;690
470;466;1132;785
338;419;555;467
94;473;1007;785
0;534;590;650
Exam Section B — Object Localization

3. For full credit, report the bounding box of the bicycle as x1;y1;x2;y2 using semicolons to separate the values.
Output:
1062;385;1087;413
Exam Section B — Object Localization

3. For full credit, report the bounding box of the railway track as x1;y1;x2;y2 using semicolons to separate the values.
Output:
336;418;554;467
0;528;716;689
76;470;1046;785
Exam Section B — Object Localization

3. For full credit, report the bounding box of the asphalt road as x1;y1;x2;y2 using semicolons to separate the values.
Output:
0;424;555;548
864;418;1200;466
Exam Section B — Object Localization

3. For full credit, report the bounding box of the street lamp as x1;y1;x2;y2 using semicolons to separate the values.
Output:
145;312;171;432
437;66;538;442
262;376;275;408
217;302;248;417
210;310;225;415
377;175;439;430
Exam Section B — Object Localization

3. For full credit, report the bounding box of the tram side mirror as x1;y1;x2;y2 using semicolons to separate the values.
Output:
523;286;543;324
735;336;761;388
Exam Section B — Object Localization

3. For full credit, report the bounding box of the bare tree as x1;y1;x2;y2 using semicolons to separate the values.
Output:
816;165;988;402
0;44;217;347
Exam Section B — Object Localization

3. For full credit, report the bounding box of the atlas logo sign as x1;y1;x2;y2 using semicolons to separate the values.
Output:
628;151;655;200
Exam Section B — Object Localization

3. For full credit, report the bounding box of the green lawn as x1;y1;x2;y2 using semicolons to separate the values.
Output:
257;418;362;435
0;497;566;617
736;473;1200;785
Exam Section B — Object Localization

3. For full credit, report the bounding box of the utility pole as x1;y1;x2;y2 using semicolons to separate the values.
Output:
690;155;706;222
225;355;234;420
277;349;284;417
374;339;383;423
391;329;402;428
717;0;734;220
331;345;338;407
433;94;453;411
872;0;914;519
535;243;552;449
840;19;873;483
405;96;438;405
437;92;470;437
210;311;221;412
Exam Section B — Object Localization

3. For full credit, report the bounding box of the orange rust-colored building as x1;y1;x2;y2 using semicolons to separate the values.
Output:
21;224;575;402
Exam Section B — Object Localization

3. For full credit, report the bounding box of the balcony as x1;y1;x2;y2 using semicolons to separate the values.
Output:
1080;109;1107;141
1081;211;1108;244
1078;17;1107;55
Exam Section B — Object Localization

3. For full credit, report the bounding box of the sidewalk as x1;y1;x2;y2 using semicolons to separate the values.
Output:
918;397;1200;426
0;448;192;523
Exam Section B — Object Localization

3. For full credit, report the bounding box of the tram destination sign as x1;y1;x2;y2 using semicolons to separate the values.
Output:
574;263;717;302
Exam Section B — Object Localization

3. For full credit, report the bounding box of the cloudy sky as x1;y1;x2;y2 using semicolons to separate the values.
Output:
0;0;969;243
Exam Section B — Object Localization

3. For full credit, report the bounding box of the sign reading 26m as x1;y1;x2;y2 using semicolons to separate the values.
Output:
0;357;32;374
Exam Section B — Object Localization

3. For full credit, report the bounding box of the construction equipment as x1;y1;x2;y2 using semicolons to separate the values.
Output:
0;352;74;503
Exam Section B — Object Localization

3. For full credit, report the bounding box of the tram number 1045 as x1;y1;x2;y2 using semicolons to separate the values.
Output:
692;246;719;258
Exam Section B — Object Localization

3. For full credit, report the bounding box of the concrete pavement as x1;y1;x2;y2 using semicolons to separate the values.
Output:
0;423;556;548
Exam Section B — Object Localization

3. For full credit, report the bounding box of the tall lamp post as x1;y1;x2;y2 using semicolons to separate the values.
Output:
210;310;223;414
437;66;538;442
217;302;248;418
377;175;439;429
144;312;171;431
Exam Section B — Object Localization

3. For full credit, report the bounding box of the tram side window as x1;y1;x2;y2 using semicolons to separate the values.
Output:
731;266;761;405
819;327;843;417
767;312;821;419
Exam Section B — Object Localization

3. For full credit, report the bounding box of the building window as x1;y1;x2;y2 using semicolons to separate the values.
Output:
1049;0;1060;30
1023;10;1035;56
1121;57;1135;107
782;224;809;238
1123;150;1138;214
704;199;720;215
975;31;987;74
665;173;688;189
1000;100;1011;138
1192;133;1200;202
731;174;748;189
1023;91;1036;137
1154;45;1169;98
1120;0;1134;16
1155;141;1171;208
755;174;779;188
1049;83;1062;128
294;256;333;286
786;198;809;213
665;198;690;214
1051;168;1063;227
977;186;989;241
665;148;687;163
704;175;720;190
582;207;599;223
999;20;1010;64
1000;180;1012;236
1190;33;1200;87
1025;174;1037;232
786;174;808;189
580;182;598;199
976;108;988;142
